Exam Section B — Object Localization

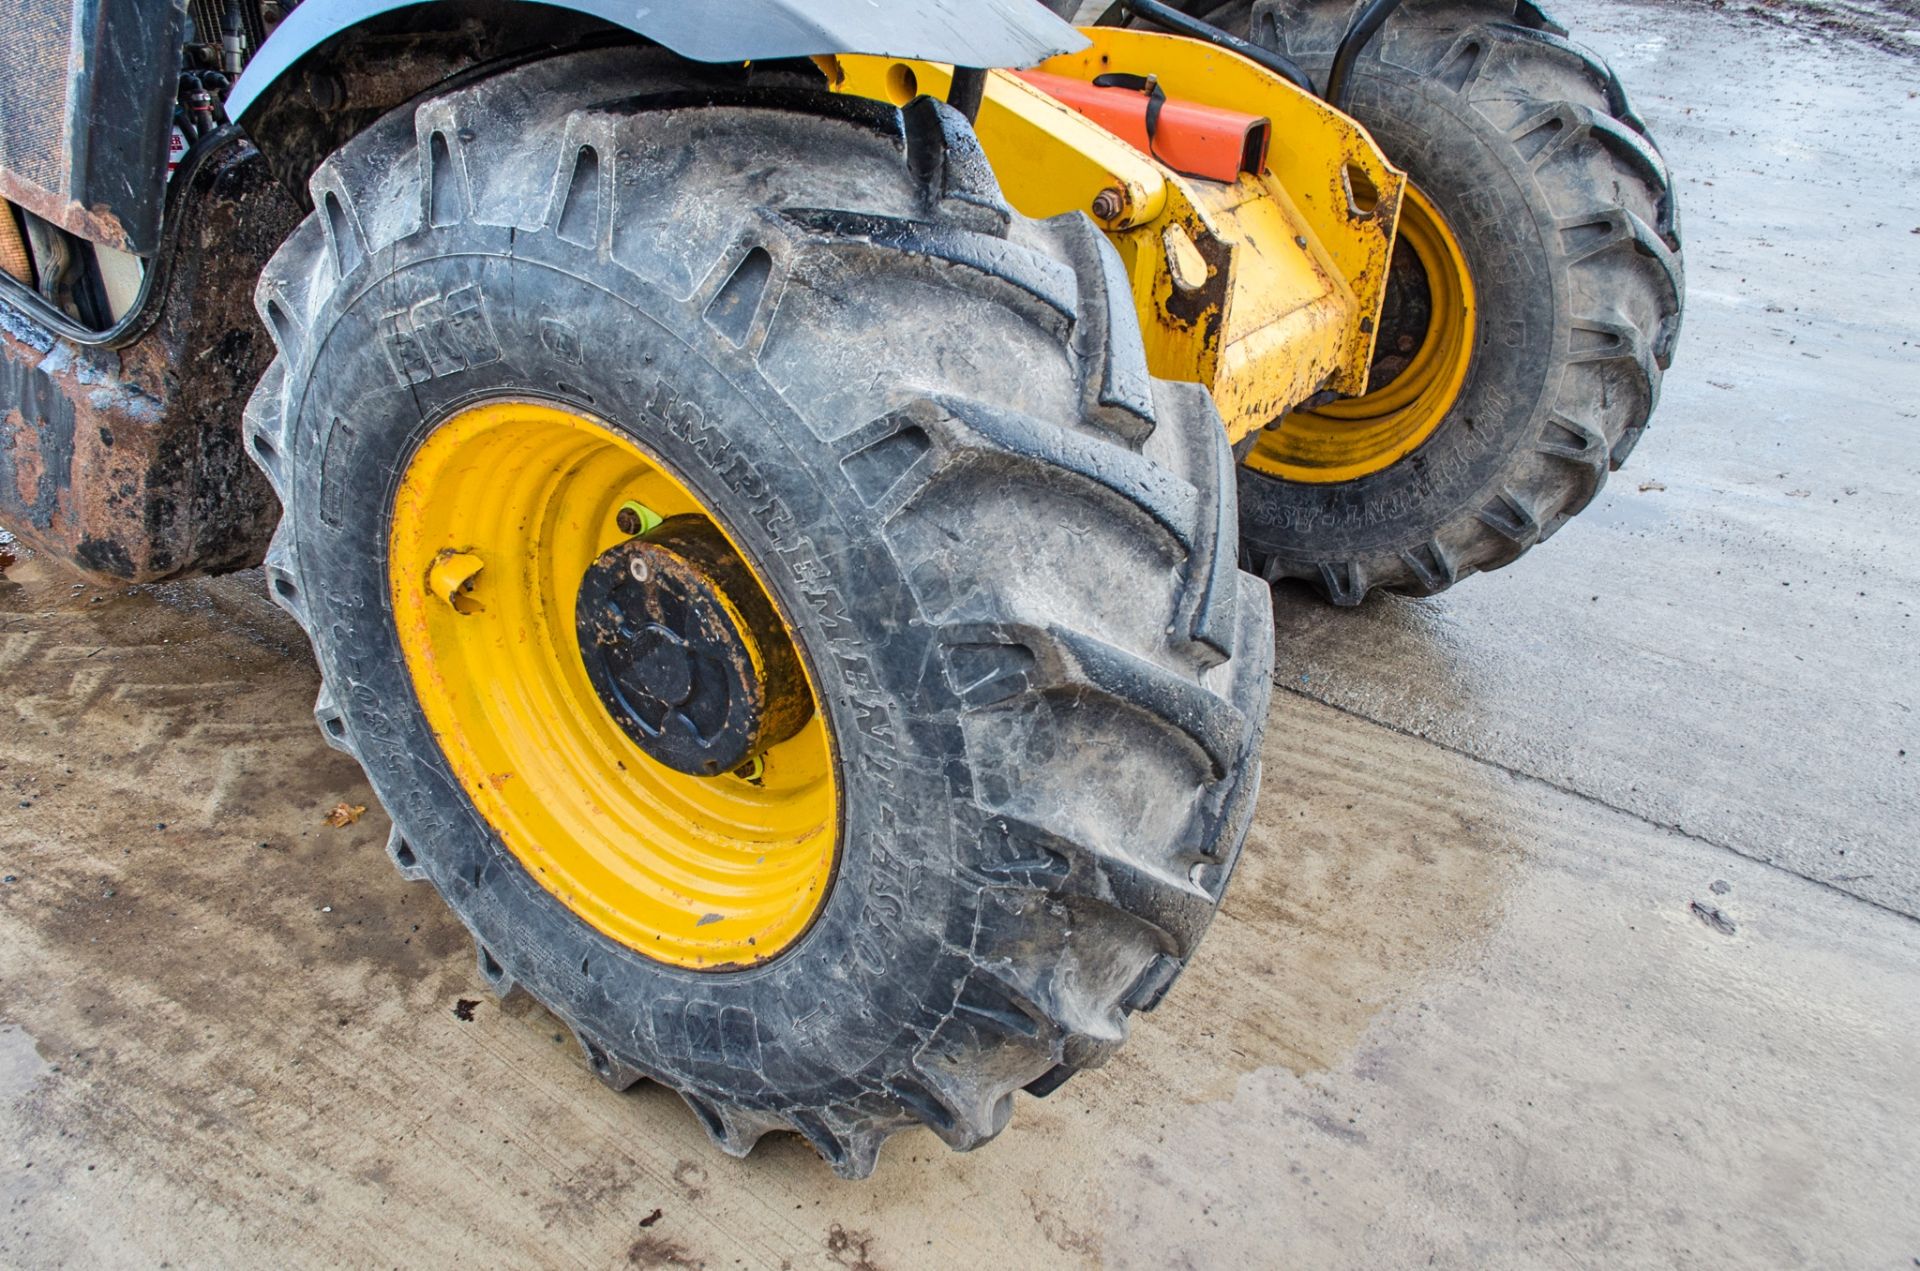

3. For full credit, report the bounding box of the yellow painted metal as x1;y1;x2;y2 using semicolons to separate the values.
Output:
1162;223;1209;291
828;28;1405;444
1034;29;1404;409
428;550;484;612
389;401;839;969
821;53;1169;230
1246;184;1477;483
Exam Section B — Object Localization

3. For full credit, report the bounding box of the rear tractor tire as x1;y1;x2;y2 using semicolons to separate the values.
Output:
1206;0;1684;603
244;51;1273;1177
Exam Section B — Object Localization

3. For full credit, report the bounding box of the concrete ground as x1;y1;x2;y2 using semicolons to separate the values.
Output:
3;0;1918;1265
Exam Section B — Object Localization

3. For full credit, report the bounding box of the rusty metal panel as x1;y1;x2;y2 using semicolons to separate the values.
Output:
0;0;187;254
0;141;298;582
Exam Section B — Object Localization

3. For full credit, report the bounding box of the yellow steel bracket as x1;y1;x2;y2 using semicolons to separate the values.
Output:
822;30;1405;445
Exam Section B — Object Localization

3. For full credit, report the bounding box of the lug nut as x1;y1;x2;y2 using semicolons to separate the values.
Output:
629;556;651;584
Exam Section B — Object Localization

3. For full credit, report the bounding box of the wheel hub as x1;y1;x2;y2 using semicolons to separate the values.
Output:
1244;183;1476;484
575;516;811;777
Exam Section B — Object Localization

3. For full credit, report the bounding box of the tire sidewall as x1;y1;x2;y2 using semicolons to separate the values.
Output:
282;221;978;1110
1238;60;1566;572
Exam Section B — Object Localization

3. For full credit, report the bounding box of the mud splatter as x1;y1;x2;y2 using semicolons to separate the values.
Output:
626;1233;702;1269
825;1224;883;1271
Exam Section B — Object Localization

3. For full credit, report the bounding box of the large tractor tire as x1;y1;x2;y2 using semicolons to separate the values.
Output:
1181;0;1683;603
242;50;1272;1177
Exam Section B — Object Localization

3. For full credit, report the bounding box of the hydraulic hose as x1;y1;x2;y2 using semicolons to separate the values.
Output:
0;127;242;350
1106;0;1317;93
1325;0;1406;110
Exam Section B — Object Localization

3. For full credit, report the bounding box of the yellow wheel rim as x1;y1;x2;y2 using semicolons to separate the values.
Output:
389;401;838;969
1247;184;1476;484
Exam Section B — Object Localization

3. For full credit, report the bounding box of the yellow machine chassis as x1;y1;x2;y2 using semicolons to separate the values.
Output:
825;27;1408;448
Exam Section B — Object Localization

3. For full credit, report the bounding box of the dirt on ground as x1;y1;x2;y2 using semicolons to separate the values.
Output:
1662;0;1920;57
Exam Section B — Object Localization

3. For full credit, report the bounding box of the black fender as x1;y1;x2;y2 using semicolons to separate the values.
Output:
228;0;1086;121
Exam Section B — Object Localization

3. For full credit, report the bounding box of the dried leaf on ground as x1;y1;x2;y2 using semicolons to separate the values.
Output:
323;801;367;828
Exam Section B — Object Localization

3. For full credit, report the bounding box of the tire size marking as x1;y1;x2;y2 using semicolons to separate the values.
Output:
639;375;905;755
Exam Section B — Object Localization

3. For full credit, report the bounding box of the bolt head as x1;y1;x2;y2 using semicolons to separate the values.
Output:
629;556;651;584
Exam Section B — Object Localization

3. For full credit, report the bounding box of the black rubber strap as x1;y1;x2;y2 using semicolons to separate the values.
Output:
1092;72;1168;163
1094;0;1317;94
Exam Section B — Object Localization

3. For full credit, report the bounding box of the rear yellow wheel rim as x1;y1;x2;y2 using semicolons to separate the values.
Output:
389;401;838;969
1247;184;1476;484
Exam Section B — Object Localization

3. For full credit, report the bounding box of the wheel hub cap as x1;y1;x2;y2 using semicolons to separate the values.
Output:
575;517;811;776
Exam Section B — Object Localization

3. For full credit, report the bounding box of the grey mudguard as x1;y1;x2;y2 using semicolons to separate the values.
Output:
227;0;1089;120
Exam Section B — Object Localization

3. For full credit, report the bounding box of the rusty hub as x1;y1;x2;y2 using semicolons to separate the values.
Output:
574;515;811;777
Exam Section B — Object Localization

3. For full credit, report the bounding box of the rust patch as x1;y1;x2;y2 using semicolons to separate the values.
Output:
0;173;134;255
1160;218;1232;346
0;142;300;583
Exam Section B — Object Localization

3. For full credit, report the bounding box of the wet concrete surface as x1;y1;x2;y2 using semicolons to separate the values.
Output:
2;1;1918;1266
1274;0;1920;920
